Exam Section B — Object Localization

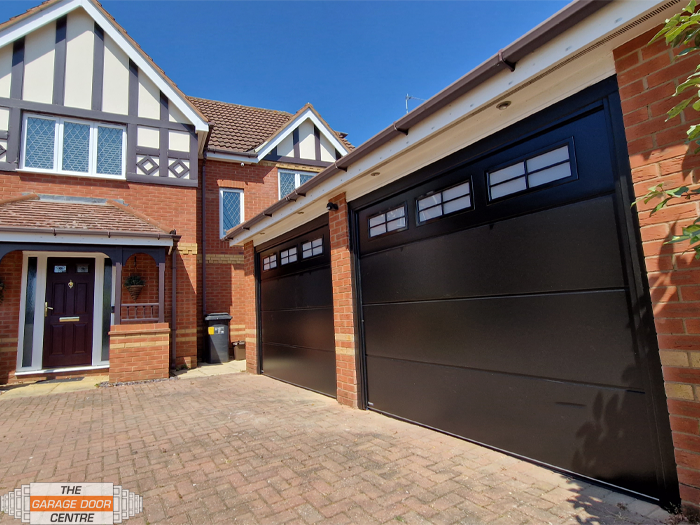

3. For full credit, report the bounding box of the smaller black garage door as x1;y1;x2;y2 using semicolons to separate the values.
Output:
257;216;336;397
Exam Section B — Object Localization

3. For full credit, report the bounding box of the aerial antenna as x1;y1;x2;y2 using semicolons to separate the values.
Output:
405;94;426;113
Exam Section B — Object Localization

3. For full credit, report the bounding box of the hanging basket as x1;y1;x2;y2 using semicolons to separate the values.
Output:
125;284;144;301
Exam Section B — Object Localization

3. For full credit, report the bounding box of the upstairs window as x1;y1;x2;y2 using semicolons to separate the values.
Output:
417;181;472;223
220;189;244;238
22;114;125;177
488;144;573;201
369;205;406;238
279;169;316;199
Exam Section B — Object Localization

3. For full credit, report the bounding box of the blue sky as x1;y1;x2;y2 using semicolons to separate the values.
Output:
4;1;570;146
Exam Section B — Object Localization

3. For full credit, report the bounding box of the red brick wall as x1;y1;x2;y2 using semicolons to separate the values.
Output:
109;323;170;383
203;160;279;346
328;193;358;408
0;251;24;384
0;170;200;377
614;27;700;512
121;253;159;310
243;240;257;374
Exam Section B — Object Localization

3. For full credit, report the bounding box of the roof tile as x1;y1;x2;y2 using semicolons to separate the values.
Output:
0;197;169;235
189;97;353;153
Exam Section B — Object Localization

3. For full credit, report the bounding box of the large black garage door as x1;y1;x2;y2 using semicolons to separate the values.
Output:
257;216;336;397
352;79;677;502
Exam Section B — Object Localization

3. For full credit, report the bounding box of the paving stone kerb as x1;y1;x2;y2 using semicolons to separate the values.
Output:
0;374;674;525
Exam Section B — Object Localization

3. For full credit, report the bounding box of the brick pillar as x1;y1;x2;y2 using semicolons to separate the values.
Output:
328;193;359;408
109;323;170;383
243;240;259;374
614;27;700;513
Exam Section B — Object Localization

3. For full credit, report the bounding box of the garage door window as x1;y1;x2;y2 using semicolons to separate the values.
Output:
262;254;277;271
488;144;572;201
281;247;297;265
369;205;407;237
417;181;472;223
302;238;323;258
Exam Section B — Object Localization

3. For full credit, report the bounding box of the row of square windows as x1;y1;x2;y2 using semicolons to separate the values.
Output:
368;144;572;238
262;238;323;271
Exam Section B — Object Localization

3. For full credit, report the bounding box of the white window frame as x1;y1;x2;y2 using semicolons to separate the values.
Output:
219;188;245;238
278;169;316;199
19;113;127;179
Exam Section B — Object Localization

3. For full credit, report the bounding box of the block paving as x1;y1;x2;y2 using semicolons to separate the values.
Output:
0;372;677;524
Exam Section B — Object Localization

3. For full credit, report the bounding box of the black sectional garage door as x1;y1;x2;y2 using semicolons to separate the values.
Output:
258;217;336;397
352;79;677;502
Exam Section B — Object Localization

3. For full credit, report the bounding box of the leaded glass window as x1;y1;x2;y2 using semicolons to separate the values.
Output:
220;189;243;237
279;169;316;199
25;117;56;170
22;114;125;177
62;122;90;172
96;127;123;175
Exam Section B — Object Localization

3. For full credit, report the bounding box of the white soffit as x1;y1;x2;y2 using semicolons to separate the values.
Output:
0;0;209;133
256;108;350;159
230;0;679;247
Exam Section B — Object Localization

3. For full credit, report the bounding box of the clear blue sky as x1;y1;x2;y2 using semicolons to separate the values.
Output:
4;1;570;146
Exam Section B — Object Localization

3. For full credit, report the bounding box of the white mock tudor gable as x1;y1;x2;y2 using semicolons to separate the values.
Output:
256;106;349;161
0;0;208;133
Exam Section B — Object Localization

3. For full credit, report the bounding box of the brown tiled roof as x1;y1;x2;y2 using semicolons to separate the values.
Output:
189;97;293;153
189;97;354;154
0;195;170;236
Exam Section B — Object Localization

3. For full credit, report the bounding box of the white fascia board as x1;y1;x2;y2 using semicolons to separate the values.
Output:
0;0;208;133
256;108;349;159
0;0;76;48
228;0;673;247
80;0;208;133
0;231;173;247
208;152;259;164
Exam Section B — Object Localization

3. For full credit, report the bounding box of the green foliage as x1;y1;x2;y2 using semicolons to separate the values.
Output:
651;0;700;151
635;0;700;258
636;183;700;258
125;274;145;287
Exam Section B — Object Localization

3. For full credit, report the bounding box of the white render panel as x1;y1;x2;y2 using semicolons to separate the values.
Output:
0;45;11;99
319;134;335;162
168;130;189;152
0;139;6;161
169;104;189;124
298;120;315;160
22;21;56;104
64;9;94;110
137;126;159;148
102;34;129;115
277;134;294;157
138;74;160;119
0;107;9;131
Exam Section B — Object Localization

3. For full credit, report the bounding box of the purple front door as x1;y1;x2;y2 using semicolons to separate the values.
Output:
42;258;95;369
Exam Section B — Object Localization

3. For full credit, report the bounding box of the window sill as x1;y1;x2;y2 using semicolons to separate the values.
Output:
15;168;126;181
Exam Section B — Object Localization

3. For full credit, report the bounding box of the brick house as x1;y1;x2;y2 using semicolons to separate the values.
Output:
222;0;700;515
0;0;349;385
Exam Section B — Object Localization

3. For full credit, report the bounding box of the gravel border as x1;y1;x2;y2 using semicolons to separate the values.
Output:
98;376;179;388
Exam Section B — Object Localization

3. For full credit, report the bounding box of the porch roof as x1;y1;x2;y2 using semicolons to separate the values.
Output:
0;194;174;239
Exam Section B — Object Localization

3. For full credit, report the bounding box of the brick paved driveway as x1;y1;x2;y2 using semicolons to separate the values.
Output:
0;373;676;524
